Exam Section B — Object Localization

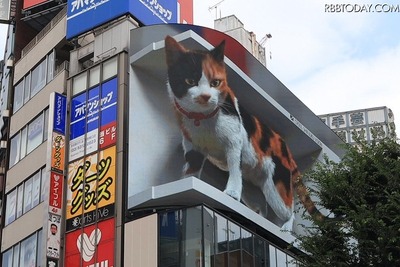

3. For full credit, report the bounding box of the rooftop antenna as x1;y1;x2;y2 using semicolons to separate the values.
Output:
208;0;226;19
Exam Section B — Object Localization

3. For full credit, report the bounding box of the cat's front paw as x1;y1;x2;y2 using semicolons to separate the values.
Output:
223;189;241;201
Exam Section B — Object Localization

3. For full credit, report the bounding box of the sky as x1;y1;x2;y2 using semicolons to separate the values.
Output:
192;0;400;135
0;0;399;134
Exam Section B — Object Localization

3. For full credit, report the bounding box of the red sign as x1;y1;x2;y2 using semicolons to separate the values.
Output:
23;0;48;9
99;121;117;149
49;172;63;215
65;218;115;267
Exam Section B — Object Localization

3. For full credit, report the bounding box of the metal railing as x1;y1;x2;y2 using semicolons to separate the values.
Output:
21;6;67;58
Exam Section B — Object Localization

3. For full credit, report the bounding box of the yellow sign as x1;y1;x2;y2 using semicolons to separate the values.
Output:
66;146;116;219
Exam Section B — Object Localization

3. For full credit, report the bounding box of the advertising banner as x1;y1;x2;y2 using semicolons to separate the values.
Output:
49;171;64;215
51;133;66;173
69;78;118;161
66;146;116;232
65;218;115;267
127;25;344;232
46;92;67;266
53;92;67;134
46;214;62;259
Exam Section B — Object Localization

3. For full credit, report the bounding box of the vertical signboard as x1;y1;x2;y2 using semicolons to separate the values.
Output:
65;218;115;267
65;77;118;267
46;93;67;266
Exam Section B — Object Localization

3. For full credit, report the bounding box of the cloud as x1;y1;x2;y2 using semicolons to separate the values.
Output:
292;42;400;131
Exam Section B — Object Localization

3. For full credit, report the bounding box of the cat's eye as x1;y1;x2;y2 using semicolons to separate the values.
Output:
185;78;196;86
210;79;221;87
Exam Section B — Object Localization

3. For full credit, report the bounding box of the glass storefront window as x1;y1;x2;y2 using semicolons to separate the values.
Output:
157;205;299;267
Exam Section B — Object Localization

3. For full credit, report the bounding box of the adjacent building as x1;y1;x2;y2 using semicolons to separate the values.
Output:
0;1;345;267
319;106;396;144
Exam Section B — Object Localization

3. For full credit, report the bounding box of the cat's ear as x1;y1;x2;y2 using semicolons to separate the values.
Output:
210;40;225;63
165;35;186;66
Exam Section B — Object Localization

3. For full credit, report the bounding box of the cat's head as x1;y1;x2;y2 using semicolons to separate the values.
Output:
165;35;229;114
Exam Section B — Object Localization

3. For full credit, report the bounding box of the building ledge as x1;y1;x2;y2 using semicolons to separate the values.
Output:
128;177;296;247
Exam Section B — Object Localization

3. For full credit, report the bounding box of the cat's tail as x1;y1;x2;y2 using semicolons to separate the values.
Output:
293;170;327;222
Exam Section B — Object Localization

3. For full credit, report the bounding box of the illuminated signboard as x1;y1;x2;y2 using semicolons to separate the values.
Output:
46;92;67;267
65;218;115;267
66;0;192;39
69;78;117;161
0;0;11;22
127;24;345;231
66;146;116;232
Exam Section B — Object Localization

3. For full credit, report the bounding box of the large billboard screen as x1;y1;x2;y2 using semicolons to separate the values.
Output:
66;0;192;39
127;24;344;232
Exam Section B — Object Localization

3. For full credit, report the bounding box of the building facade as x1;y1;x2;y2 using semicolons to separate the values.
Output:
319;106;396;144
0;1;344;267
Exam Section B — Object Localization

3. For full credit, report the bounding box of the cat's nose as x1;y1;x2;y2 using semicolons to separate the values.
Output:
199;94;211;103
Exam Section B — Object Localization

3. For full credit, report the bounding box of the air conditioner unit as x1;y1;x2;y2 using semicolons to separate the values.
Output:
0;140;7;149
2;109;9;118
6;59;13;68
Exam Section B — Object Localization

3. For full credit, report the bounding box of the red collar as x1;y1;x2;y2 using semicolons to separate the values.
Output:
174;100;219;126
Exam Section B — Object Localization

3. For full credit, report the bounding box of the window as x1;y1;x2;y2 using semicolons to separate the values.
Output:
9;133;21;167
24;73;31;104
47;50;55;82
5;189;17;225
5;167;46;225
17;185;24;218
103;56;118;80
23;178;33;213
13;81;24;112
2;249;12;267
12;244;20;267
32;172;41;207
31;60;47;97
27;113;44;154
10;109;48;167
19;234;37;267
12;52;57;113
1;231;42;267
158;206;300;267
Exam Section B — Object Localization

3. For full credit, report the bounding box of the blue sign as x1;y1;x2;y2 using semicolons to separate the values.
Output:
129;0;177;25
70;92;86;141
53;93;67;135
67;0;178;40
